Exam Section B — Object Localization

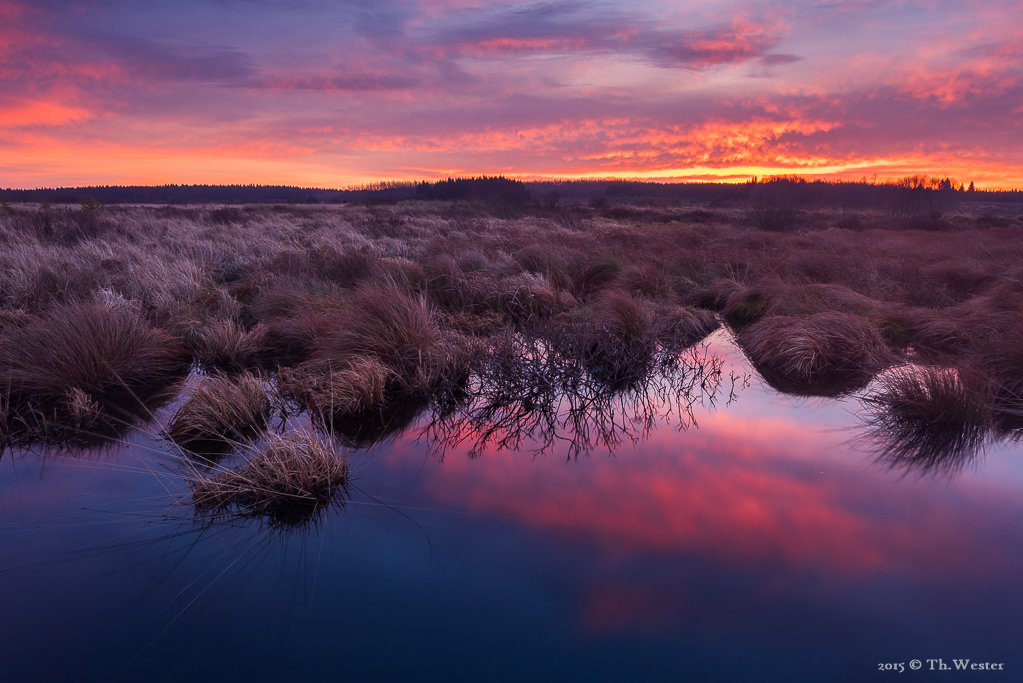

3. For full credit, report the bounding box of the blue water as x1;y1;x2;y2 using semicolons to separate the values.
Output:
2;333;1021;682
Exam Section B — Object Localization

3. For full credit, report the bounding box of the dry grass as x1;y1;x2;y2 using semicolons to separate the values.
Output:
581;292;658;387
573;255;623;299
193;319;270;371
1;200;1022;454
64;387;107;430
863;365;992;474
277;356;391;417
166;373;271;452
189;430;349;523
310;283;469;393
659;305;721;349
738;312;896;396
0;395;10;445
0;299;190;421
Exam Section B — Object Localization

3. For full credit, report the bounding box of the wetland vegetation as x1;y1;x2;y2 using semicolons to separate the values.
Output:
2;184;1023;520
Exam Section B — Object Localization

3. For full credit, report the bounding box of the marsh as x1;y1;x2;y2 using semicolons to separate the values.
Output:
1;195;1022;681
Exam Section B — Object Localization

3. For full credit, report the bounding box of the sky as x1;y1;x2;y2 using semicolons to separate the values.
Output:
1;0;1022;189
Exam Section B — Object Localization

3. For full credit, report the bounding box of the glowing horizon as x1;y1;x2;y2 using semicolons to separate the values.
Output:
2;0;1022;190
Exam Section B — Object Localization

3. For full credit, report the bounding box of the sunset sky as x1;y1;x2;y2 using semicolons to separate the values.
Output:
2;0;1022;189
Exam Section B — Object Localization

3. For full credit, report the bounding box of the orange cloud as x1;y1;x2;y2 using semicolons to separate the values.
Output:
2;0;1023;188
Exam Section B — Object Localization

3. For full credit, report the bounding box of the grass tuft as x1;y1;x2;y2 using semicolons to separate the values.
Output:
863;365;991;475
189;430;349;524
738;312;894;396
312;282;469;393
0;299;190;421
166;373;271;453
573;256;623;299
193;320;270;371
278;356;391;417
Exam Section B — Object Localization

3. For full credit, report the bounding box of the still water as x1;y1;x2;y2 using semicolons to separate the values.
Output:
2;332;1021;682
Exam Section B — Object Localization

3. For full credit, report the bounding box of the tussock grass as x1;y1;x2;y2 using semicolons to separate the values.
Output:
722;287;770;326
738;312;895;396
618;262;674;300
539;292;658;389
573;256;623;299
277;356;390;417
659;305;721;349
864;365;992;474
166;373;271;452
0;309;35;331
193;319;270;371
975;319;1023;428
311;283;470;393
189;430;349;524
0;299;190;420
493;272;572;323
3;200;1023;453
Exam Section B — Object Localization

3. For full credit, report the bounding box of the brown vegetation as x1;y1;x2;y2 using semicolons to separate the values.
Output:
863;365;993;475
188;430;349;524
166;373;271;453
1;198;1021;464
738;312;896;396
277;356;390;417
0;298;189;440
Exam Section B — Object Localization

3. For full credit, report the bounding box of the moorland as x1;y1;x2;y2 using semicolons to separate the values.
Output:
2;181;1022;518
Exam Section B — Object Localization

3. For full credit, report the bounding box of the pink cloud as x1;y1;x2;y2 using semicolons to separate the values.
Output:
2;0;1022;188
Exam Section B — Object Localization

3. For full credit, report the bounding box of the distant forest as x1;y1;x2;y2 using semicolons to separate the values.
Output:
2;175;1021;208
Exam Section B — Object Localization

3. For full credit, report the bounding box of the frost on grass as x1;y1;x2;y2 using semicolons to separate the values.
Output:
188;430;350;526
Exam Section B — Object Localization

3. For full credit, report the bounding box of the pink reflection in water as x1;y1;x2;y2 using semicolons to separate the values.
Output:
368;342;1023;634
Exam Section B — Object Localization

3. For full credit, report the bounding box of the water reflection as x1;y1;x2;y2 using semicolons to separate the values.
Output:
0;377;186;452
750;360;875;398
860;365;1021;478
3;334;1023;681
317;395;430;449
423;335;746;459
